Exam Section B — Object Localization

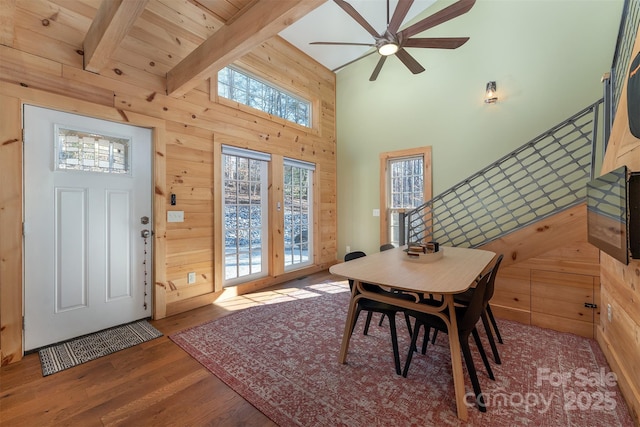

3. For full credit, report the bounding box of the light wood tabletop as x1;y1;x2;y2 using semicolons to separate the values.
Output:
330;246;496;294
330;245;496;421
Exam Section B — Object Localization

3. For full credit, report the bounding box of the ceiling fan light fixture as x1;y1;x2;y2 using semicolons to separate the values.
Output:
378;42;399;56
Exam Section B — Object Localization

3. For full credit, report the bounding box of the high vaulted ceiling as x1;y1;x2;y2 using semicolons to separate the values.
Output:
3;0;446;98
280;0;437;71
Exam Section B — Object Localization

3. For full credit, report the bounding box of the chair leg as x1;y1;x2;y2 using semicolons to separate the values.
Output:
431;329;438;344
402;320;423;378
421;326;431;354
460;338;487;412
363;311;374;335
387;314;402;375
486;304;503;344
471;327;495;380
404;313;413;337
378;314;386;327
481;311;501;365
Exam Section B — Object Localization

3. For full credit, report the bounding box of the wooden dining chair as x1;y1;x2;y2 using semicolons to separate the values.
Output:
344;251;414;375
402;269;494;412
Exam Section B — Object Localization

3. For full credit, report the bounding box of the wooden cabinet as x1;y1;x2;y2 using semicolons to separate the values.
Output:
531;270;599;338
485;217;601;339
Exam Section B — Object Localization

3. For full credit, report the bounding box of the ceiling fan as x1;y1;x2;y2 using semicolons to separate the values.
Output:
311;0;475;81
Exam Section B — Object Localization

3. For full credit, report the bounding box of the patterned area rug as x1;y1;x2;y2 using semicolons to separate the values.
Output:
38;320;162;376
170;282;634;427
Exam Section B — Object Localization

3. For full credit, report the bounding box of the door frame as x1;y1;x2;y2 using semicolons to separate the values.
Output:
0;84;167;364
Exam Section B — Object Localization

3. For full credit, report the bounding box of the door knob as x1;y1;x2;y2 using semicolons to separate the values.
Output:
140;229;151;238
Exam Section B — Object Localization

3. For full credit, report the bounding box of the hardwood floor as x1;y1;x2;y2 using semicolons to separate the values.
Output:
0;270;339;426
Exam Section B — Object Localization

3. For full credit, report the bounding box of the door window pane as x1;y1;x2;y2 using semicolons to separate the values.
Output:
56;126;130;174
223;152;268;284
284;160;313;270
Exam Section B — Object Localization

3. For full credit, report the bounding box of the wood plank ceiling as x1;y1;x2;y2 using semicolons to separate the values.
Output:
8;0;325;97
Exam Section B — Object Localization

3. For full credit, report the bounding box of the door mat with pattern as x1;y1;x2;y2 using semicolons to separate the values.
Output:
37;320;162;376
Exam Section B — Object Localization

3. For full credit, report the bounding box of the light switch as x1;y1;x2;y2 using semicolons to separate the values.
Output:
167;211;184;222
373;209;380;217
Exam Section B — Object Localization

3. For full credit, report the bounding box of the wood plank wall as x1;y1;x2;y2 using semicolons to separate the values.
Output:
0;4;336;364
485;28;640;425
597;29;640;426
481;204;601;339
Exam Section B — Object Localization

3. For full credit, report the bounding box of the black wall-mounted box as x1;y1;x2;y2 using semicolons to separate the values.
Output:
587;166;640;265
629;172;639;260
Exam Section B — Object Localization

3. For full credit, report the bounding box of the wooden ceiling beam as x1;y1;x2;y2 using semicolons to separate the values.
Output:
83;0;149;73
0;0;16;47
166;0;326;98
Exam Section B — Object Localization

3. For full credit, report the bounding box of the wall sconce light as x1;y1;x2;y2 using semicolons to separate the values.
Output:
484;81;498;104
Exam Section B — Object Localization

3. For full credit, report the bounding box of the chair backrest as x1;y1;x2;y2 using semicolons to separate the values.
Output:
344;251;367;291
344;251;366;262
380;243;395;252
483;254;504;304
458;269;491;335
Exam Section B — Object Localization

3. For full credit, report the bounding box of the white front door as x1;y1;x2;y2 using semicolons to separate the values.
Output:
23;105;152;351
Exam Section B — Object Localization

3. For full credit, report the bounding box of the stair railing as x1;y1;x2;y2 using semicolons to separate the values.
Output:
603;0;640;147
405;99;603;248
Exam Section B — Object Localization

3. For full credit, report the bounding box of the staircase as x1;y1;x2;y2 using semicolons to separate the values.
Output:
403;102;604;338
402;0;639;339
405;100;603;249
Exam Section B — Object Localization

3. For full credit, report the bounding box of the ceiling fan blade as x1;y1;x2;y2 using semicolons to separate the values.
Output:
332;50;377;73
310;41;375;47
399;0;476;39
333;0;380;39
369;56;388;81
395;48;425;74
388;0;414;34
403;37;470;49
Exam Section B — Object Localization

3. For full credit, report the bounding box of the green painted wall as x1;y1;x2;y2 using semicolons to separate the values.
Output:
335;0;624;258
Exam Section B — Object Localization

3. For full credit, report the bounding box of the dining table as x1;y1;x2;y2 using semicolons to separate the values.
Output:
329;245;496;421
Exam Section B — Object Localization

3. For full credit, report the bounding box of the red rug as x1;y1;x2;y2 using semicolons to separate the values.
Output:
170;282;634;426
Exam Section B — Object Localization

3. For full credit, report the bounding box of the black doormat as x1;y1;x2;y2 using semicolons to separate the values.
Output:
37;320;163;376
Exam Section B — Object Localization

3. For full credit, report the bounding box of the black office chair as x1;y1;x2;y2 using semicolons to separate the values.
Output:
402;269;494;412
344;251;414;375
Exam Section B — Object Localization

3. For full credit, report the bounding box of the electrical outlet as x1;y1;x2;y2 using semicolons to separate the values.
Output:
373;209;380;217
607;304;612;322
188;272;196;284
346;245;351;253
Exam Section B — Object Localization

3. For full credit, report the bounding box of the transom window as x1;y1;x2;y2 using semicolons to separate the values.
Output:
218;66;311;127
